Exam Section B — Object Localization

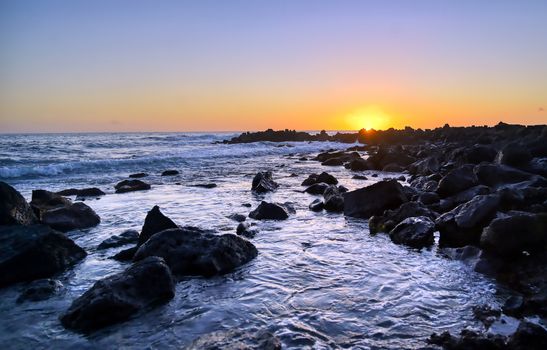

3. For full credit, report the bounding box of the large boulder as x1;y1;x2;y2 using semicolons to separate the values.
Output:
369;201;437;234
389;216;435;248
133;228;258;277
323;185;344;212
343;180;408;219
60;256;175;332
138;206;178;246
251;171;279;193
345;158;371;171
495;142;532;167
114;179;151;193
480;212;547;257
0;225;87;287
474;164;537;187
465;145;497;164
30;189;71;214
436;165;478;197
249;201;290;220
41;202;100;232
0;181;37;225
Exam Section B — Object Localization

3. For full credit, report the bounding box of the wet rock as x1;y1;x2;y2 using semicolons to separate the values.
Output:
236;222;257;238
382;163;405;172
389;216;435;248
472;305;501;328
352;174;368;180
323;185;344;212
16;279;63;303
161;170;179;176
0;181;37;225
474;163;537;187
97;230;139;250
496;142;533;167
30;189;72;214
437;185;491;212
418;191;440;205
114;179;151;193
227;213;246;222
249;201;289;220
507;321;547;350
343;180;408;219
480;212;547;257
301;173;319;186
111;247;138;261
129;172;148;178
368;148;416;170
309;199;324;211
428;329;506;350
251;171;279;193
190;183;217;189
60;256;175;332
0;225;86;287
138;206;178;246
187;329;281;350
465;144;497;164
316;172;338;185
41;202;100;232
441;245;504;276
133;228;258;276
408;156;440;175
369;201;437;234
346;158;371;171
436;165;478;197
503;295;525;316
321;157;345;166
57;188;105;197
304;183;329;195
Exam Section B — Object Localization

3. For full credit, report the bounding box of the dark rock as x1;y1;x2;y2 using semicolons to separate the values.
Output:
408;156;440;175
187;329;281;350
242;203;252;207
30;189;71;214
475;163;537;187
227;213;246;223
496;142;533;167
114;180;151;193
437;185;491;212
338;185;349;193
309;199;324;211
41;202;100;232
249;201;289;220
507;321;547;350
352;175;368;180
97;230;139;250
369;201;437;234
321;157;345;166
133;228;258;276
316;172;338;185
343;180;408;219
503;295;524;316
397;175;406;182
441;245;504;276
472;305;501;328
323;185;344;212
251;171;279;193
418;192;440;205
111;247;138;261
0;181;37;225
382;163;405;172
480;212;547;257
428;329;506;350
304;183;329;195
129;173;148;178
236;222;256;238
138;206;178;246
16;279;63;303
466;145;497;164
301;173;319;186
346;158;371;171
60;256;175;332
389;216;435;248
57;188;105;197
161;170;179;176
436;165;478;197
0;225;86;287
190;183;217;189
368;149;416;170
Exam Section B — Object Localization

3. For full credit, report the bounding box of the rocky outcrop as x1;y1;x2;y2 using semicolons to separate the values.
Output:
97;230;139;250
114;179;151;193
249;201;290;220
343;180;408;218
138;206;178;246
0;225;86;287
251;171;279;193
133;228;258;277
0;181;37;225
60;256;175;332
389;216;435;248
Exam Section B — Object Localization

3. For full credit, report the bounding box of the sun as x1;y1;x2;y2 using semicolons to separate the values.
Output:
345;105;392;131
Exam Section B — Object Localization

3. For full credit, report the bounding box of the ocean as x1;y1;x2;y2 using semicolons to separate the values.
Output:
0;132;504;348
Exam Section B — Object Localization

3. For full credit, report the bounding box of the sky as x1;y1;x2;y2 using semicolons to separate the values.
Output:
1;0;546;132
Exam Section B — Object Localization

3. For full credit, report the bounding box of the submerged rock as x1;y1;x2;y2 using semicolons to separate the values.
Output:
309;199;324;211
133;227;258;277
343;180;408;219
16;279;63;303
97;230;139;250
389;216;435;248
251;171;279;193
0;181;37;225
369;201;437;234
190;183;217;189
161;170;179;176
60;256;175;332
227;213;246;223
323;185;344;212
128;172;148;178
249;201;290;220
56;188;105;197
114;179;151;193
0;225;86;287
138;206;178;246
236;222;257;238
187;329;281;350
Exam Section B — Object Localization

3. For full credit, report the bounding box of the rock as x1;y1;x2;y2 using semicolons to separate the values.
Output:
343;180;408;219
114;179;151;193
190;183;217;189
111;247;138;261
323;185;344;212
187;329;281;350
249;201;289;220
309;199;324;211
161;170;179;176
321;157;345;166
41;202;100;232
0;225;86;287
428;329;506;350
301;173;319;186
346;158;371;171
496;142;533;167
436;165;478;197
437;185;491;212
474;163;537;187
236;222;256;238
480;212;547;257
0;181;37;225
408;156;440;176
56;188;105;197
441;245;504;276
507;321;547;350
30;189;71;214
227;213;246;222
138;206;178;246
301;172;337;186
60;256;175;332
16;279;63;303
369;201;437;234
418;191;440;205
97;230;139;250
251;171;279;193
382;163;405;172
465;145;497;164
133;228;258;276
304;183;329;195
388;216;435;248
129;172;148;178
472;305;501;328
368;149;416;170
397;175;406;182
352;175;368;180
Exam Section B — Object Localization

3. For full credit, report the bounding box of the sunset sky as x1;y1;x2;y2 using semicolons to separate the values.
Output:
1;0;546;132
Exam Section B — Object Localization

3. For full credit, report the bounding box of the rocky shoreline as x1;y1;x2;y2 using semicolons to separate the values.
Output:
1;122;546;348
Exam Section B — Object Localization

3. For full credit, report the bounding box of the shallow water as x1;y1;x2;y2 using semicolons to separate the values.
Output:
0;133;504;349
